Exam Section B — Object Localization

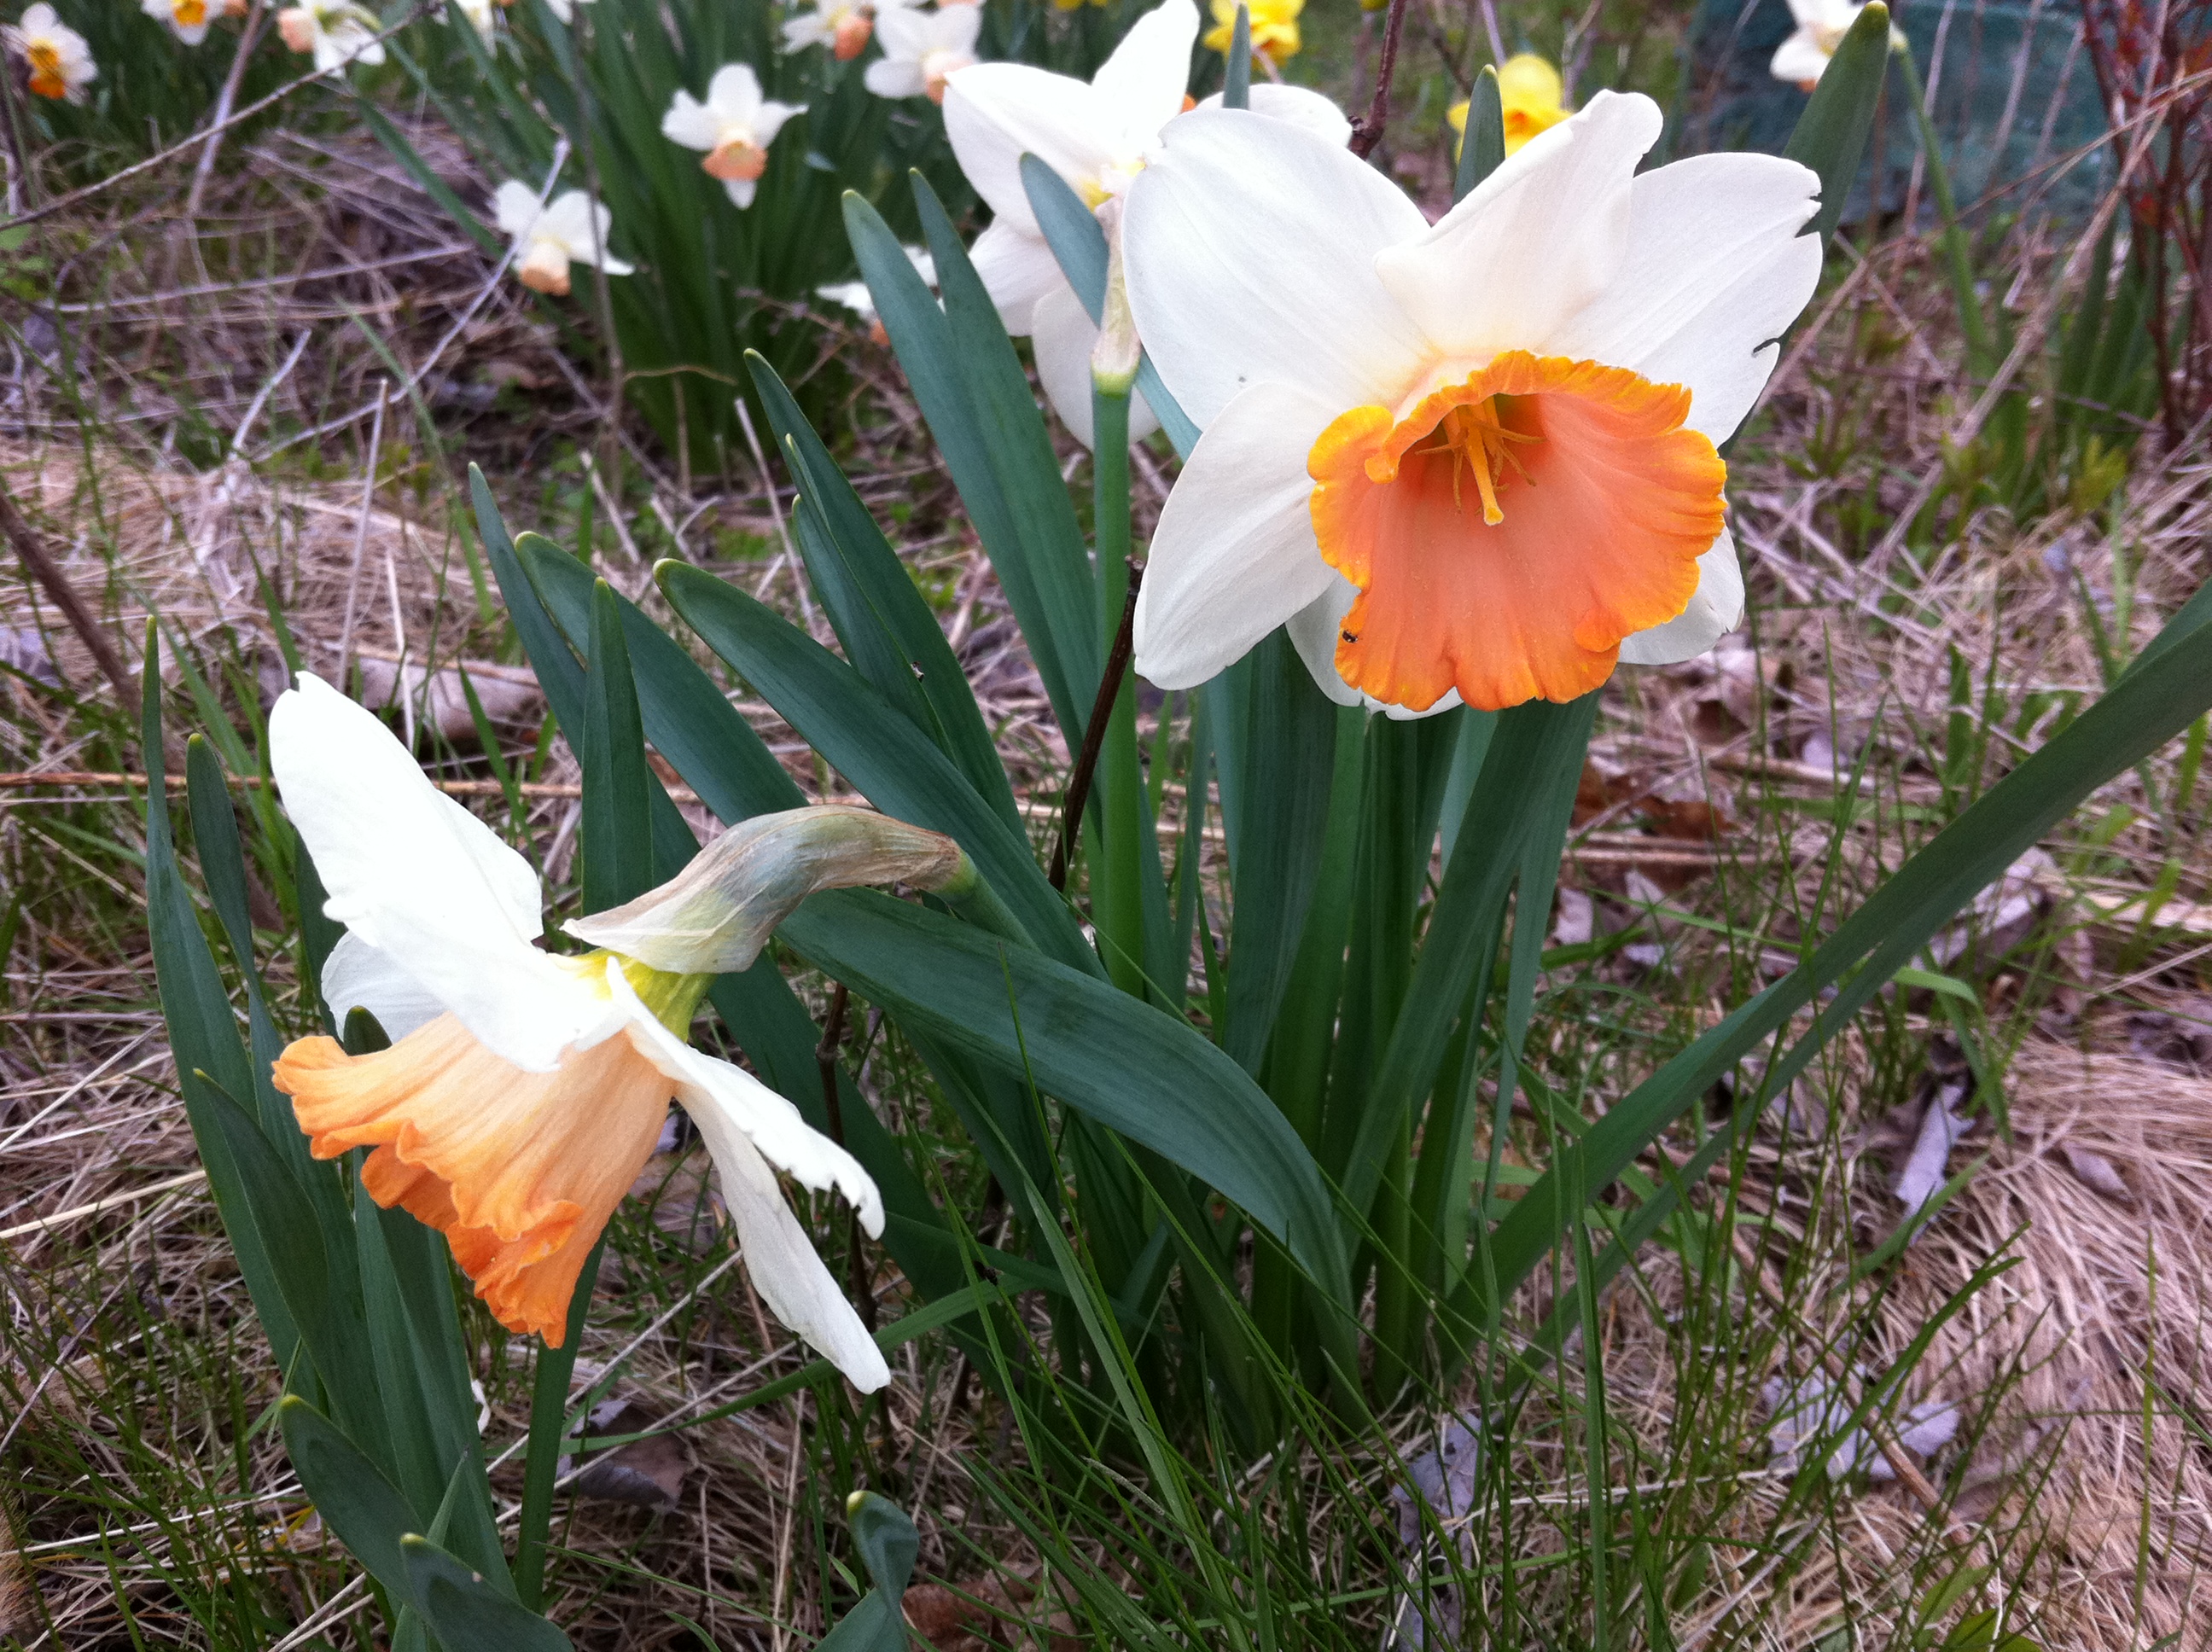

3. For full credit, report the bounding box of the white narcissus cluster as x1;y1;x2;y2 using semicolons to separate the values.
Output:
1122;95;1823;714
492;182;635;296
662;64;806;209
265;675;974;1390
940;0;1348;450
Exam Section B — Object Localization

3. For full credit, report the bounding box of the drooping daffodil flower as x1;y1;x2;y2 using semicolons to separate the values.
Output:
267;674;982;1387
862;3;980;105
275;0;383;70
1771;0;1894;86
492;182;634;296
1123;96;1823;714
942;0;1346;448
1447;53;1570;159
662;65;805;210
1202;0;1299;67
818;243;935;342
6;3;96;99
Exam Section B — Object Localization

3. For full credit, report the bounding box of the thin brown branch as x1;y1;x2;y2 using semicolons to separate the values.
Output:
1348;0;1412;159
1048;559;1144;893
0;479;135;705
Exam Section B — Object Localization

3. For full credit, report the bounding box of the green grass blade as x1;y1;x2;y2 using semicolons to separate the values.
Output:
1475;590;2212;1324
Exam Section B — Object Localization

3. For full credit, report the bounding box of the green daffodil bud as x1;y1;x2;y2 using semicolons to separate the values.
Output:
565;804;976;975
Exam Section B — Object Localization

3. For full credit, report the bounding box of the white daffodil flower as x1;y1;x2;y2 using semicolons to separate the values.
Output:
451;0;494;39
266;676;974;1387
1771;0;1880;86
781;0;909;61
862;3;979;106
1123;96;1823;715
275;0;383;71
941;0;1347;449
141;0;218;47
817;243;935;340
661;65;805;210
5;3;96;100
492;182;634;296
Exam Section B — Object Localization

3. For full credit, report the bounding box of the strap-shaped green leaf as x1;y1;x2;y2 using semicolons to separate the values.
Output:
580;579;656;913
1782;0;1893;244
1470;583;2212;1329
658;560;1099;978
403;1533;573;1651
816;1492;920;1649
847;186;1098;751
1452;65;1505;202
141;626;305;1376
1017;154;1202;459
747;352;1021;831
278;1395;422;1598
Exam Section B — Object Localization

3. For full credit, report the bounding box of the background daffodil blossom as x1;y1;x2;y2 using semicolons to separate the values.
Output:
274;0;384;71
1771;0;1898;85
940;0;1347;449
264;673;913;1390
1202;0;1299;66
661;64;806;209
1447;53;1570;158
862;4;980;104
1122;96;1823;715
4;3;96;99
492;183;635;295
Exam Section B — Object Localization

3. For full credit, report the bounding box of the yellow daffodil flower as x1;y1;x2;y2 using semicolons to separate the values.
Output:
492;183;634;296
661;65;805;209
943;0;1345;447
5;4;96;101
266;674;975;1386
862;3;980;104
1202;0;1299;67
1447;53;1570;158
1123;96;1823;713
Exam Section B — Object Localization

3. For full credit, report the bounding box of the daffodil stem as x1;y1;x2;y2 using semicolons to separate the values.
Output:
1048;448;1144;910
1348;0;1411;159
515;1236;604;1610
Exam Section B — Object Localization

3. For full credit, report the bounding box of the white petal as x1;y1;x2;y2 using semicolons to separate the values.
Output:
1091;0;1198;151
1617;526;1743;665
943;64;1115;231
1770;31;1831;84
1133;379;1340;687
725;176;758;208
1374;90;1661;370
1029;285;1161;448
661;90;722;152
687;1104;890;1391
1542;153;1823;442
1125;108;1429;428
872;3;931;56
928;6;981;50
271;673;601;1071
707;61;763;119
610;967;882;1230
492;180;544;237
1283;579;1365;707
781;12;826;48
321;932;445;1043
1283;576;1464;717
864;58;924;97
1237;82;1351;146
754;99;804;145
969;219;1062;334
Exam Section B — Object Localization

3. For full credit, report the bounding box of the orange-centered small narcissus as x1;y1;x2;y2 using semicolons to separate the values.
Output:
6;5;96;102
141;0;213;44
661;64;804;210
1122;95;1823;715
